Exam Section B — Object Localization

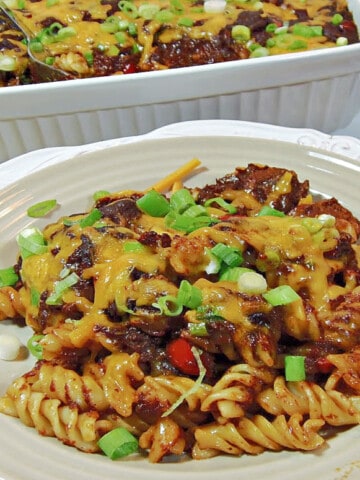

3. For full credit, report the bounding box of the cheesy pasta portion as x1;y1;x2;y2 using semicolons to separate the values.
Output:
1;163;360;463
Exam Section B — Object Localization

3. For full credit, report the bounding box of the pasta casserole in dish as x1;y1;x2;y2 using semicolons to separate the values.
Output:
0;0;359;86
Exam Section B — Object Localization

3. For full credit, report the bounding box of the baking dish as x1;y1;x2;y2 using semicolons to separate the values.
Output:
0;0;359;163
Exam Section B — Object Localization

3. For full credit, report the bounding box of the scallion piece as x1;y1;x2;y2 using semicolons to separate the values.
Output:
16;227;48;259
27;334;45;359
136;190;170;217
118;0;139;18
178;17;193;27
182;204;207;218
46;272;80;305
27;199;57;218
165;211;215;233
331;13;343;25
79;208;102;228
231;24;251;42
285;355;306;381
169;188;195;213
188;322;208;336
263;285;300;306
0;266;18;287
204;197;237;214
123;240;145;253
138;3;160;19
257;205;286;217
98;427;138;460
93;190;111;202
30;287;40;307
237;271;267;294
177;280;202;309
292;23;322;37
210;243;243;268
219;266;253;282
153;295;183;316
0;54;17;72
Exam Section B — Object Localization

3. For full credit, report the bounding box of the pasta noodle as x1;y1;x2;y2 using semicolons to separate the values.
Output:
0;162;360;464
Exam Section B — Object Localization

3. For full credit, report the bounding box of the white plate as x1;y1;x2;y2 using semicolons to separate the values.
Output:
1;120;360;480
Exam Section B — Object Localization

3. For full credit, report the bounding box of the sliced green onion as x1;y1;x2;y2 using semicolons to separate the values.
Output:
154;9;174;22
138;3;160;19
165;211;216;233
257;205;286;217
263;285;300;306
204;197;237;214
118;0;139;18
79;209;102;228
16;227;48;259
56;26;77;40
250;46;270;58
170;0;184;14
30;287;40;307
162;346;206;417
265;23;278;33
84;52;94;66
123;240;145;253
288;39;307;50
127;22;137;36
0;54;17;72
177;280;202;309
219;266;253;282
27;199;57;218
188;322;208;336
182;204;207;218
336;36;348;46
0;266;19;287
115;31;127;44
178;17;193;27
285;355;306;381
169;188;195;213
98;427;138;460
93;190;111;201
231;25;251;42
292;23;322;37
153;295;183;316
331;13;343;25
29;39;44;53
237;271;267;294
196;305;224;321
136;190;170;217
210;243;243;268
46;272;80;305
27;334;45;359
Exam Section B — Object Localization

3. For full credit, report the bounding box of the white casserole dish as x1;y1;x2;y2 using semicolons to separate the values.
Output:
0;0;359;163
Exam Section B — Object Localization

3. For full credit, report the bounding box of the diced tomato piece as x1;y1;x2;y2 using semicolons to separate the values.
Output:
123;63;137;74
166;338;199;375
316;357;334;374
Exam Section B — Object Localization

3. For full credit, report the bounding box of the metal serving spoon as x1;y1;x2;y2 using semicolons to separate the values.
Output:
0;2;73;83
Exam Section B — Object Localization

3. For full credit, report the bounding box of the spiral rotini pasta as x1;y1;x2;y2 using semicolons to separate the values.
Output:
200;364;275;422
257;376;360;426
0;286;25;321
1;163;360;464
192;414;325;459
